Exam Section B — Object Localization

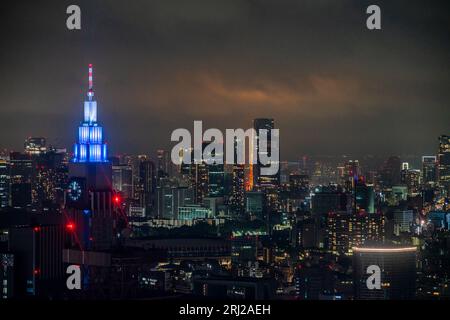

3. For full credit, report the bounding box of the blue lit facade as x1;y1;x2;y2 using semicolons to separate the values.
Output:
73;64;108;163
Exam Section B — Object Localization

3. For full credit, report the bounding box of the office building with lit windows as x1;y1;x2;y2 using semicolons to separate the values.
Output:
66;64;116;252
353;246;416;300
0;159;9;208
231;164;245;216
178;205;212;220
252;118;280;210
112;164;133;199
9;152;33;209
422;156;437;185
24;137;47;156
438;135;450;193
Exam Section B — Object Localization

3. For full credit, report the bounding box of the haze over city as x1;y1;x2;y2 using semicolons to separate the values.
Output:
0;0;449;159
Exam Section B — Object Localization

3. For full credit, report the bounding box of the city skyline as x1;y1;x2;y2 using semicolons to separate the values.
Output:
0;1;450;303
0;0;449;158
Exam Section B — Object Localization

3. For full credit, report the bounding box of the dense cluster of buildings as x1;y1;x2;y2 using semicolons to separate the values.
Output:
0;65;449;300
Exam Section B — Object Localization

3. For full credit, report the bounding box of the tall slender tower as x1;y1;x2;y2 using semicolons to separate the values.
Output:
69;64;112;192
66;64;115;251
73;64;108;164
438;135;450;196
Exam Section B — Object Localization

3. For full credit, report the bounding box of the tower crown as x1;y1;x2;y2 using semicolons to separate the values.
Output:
72;64;108;163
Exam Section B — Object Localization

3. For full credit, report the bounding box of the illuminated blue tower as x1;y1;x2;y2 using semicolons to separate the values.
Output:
66;64;115;254
73;64;108;163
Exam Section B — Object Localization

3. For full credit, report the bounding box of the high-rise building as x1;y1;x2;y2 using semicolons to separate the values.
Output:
66;64;116;251
297;218;319;249
405;169;421;195
355;180;375;214
0;159;10;208
438;135;450;193
299;156;310;175
312;186;352;250
245;191;265;220
9;152;32;209
326;211;351;255
289;174;309;199
128;155;142;200
311;186;352;217
24;137;47;156
72;64;108;164
400;162;409;184
0;253;14;299
422;156;437;185
112;164;133;199
8;220;66;298
156;184;175;219
189;143;210;204
156;149;171;179
380;156;401;188
231;164;245;216
139;159;156;215
343;160;360;189
353;246;416;300
208;165;224;198
207;146;224;198
393;210;415;234
326;209;384;256
189;162;208;204
230;136;246;216
32;150;68;210
252;118;280;189
156;184;194;219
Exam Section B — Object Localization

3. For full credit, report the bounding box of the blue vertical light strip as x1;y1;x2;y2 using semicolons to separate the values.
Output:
73;64;109;163
74;144;79;159
102;144;107;161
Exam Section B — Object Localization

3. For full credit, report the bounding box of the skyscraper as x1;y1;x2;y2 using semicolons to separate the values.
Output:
207;147;225;198
405;169;421;195
156;149;171;179
192;161;209;204
66;64;116;251
139;159;156;215
438;135;450;194
231;136;245;216
9;152;32;209
289;174;309;199
252;118;280;211
24;137;47;156
380;156;401;188
156;184;194;219
189;142;210;204
32;150;68;210
112;164;133;200
343;160;360;189
0;159;9;208
231;164;245;216
252;118;279;188
422;156;437;186
72;64;108;165
355;180;375;214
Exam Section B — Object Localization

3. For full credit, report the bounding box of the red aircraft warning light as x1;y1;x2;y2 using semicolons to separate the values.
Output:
113;195;121;205
66;222;75;232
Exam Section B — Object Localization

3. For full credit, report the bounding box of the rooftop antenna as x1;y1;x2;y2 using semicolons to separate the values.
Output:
87;64;94;101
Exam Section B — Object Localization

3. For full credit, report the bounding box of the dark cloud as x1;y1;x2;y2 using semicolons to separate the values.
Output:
0;0;449;159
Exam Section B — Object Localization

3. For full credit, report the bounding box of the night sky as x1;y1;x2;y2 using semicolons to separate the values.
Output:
0;0;449;160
